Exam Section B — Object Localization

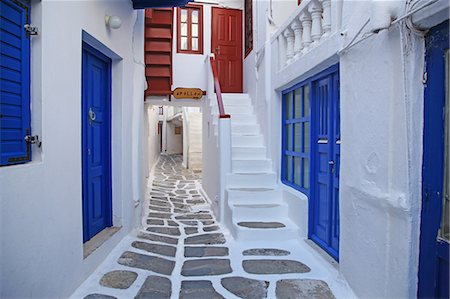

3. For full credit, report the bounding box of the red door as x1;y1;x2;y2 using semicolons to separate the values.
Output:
211;7;243;93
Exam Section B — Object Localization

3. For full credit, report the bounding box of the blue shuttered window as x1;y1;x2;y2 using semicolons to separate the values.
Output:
0;0;31;166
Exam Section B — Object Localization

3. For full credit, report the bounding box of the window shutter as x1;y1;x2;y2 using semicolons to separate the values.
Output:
0;0;31;166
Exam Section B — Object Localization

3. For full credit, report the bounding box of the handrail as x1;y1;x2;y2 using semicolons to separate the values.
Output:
209;56;230;119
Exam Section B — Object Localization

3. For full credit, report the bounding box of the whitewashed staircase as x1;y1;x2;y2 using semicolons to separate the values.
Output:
213;93;300;242
187;109;202;172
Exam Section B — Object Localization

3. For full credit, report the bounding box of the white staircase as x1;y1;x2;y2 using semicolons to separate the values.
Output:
216;93;300;242
187;109;202;172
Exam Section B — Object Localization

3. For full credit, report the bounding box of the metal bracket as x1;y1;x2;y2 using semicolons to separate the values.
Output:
24;24;38;36
25;135;42;147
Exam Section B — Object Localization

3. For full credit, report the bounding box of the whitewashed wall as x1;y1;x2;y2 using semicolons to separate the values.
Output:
244;0;445;298
145;105;162;175
0;1;145;298
166;122;183;154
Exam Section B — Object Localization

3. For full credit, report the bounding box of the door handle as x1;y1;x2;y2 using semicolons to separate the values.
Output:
329;160;335;174
328;160;335;165
88;107;96;125
215;47;220;54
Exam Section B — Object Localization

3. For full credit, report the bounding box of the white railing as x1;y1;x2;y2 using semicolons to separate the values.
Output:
272;0;336;70
202;54;232;223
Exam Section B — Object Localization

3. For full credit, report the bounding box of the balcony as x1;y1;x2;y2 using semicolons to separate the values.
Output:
271;0;342;82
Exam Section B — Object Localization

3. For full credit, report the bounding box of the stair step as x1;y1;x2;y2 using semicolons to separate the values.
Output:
232;134;264;147
229;113;258;124
214;105;253;114
232;159;272;173
227;188;280;203
231;218;299;242
231;203;288;220
232;146;266;159
231;123;260;135
227;172;277;188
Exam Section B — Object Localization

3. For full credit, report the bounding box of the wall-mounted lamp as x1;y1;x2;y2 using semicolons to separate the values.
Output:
105;15;122;29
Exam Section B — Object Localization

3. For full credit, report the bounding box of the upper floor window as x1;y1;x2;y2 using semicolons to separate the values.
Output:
177;5;203;54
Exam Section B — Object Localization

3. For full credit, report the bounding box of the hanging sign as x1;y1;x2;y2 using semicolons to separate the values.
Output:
172;88;204;100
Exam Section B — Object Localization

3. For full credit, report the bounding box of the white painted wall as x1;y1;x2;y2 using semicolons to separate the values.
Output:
166;122;183;154
145;105;162;175
243;0;446;298
0;1;145;298
186;107;203;171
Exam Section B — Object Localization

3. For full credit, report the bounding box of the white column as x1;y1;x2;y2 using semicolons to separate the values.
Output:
320;0;331;36
283;28;295;65
299;11;312;52
309;1;323;44
290;20;303;59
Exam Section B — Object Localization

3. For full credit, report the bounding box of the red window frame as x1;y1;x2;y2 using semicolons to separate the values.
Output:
177;4;203;54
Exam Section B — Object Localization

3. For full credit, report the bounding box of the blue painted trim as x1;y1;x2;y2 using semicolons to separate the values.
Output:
281;64;340;261
282;64;339;95
418;20;449;299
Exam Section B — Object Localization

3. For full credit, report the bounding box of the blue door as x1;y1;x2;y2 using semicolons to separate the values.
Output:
418;20;449;299
82;42;112;242
310;67;340;260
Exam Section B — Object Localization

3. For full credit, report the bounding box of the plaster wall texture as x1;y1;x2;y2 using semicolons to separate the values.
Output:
0;1;145;298
165;123;183;154
243;0;432;298
137;0;436;297
145;105;162;175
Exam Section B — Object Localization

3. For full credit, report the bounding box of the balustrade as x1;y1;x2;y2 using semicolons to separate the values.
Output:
274;0;335;68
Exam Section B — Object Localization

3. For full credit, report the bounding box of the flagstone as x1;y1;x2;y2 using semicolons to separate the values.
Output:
118;251;175;275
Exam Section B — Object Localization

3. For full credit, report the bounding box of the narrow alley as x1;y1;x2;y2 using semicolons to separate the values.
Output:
72;155;354;299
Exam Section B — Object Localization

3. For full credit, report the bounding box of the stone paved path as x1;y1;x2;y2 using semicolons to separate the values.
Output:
72;155;356;299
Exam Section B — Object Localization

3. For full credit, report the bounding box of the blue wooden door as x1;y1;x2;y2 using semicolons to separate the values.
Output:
82;43;112;243
418;20;449;299
310;67;340;260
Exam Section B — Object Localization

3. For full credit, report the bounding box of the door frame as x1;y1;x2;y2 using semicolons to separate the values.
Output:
211;6;243;93
418;20;449;298
81;42;113;242
280;64;340;260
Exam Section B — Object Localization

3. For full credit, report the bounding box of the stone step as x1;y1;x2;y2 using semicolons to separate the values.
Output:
227;188;280;204
231;219;299;242
228;113;258;124
232;134;264;147
230;203;288;220
232;159;272;173
213;105;253;115
232;146;267;159
231;123;260;135
227;172;277;188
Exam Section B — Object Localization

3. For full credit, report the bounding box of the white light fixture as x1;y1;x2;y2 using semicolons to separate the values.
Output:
105;15;122;29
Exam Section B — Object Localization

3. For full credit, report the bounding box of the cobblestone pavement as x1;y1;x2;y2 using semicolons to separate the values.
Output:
72;155;355;299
